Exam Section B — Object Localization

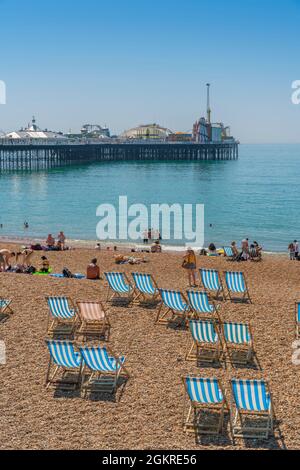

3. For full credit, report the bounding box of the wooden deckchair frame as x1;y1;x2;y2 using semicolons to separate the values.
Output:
230;380;274;439
105;272;134;305
46;296;78;337
185;320;223;364
186;290;222;323
132;273;160;305
223;322;254;366
224;272;252;304
80;345;130;398
45;341;82;391
0;299;13;316
295;302;300;339
156;291;191;327
182;376;229;435
200;269;227;301
76;301;111;341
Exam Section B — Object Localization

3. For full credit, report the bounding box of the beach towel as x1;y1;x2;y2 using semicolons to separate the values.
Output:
34;268;53;276
50;273;86;279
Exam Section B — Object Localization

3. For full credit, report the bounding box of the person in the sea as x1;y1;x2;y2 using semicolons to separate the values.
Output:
40;256;50;273
57;231;66;251
182;247;197;287
46;234;55;250
0;249;16;271
87;258;101;280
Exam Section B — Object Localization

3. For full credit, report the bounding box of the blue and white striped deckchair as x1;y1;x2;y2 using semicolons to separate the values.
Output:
295;302;300;338
45;340;82;389
156;289;190;326
131;272;159;304
223;246;235;259
231;379;274;439
186;320;222;363
0;298;13;315
200;269;226;300
104;272;134;303
224;271;251;303
183;377;228;434
223;322;254;365
46;296;77;335
80;345;129;396
187;290;220;321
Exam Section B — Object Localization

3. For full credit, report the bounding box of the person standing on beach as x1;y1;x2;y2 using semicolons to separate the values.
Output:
294;240;299;260
143;229;149;244
58;231;66;251
289;242;296;260
182;247;197;287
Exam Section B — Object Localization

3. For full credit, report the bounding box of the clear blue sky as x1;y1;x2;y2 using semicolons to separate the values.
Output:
0;0;299;142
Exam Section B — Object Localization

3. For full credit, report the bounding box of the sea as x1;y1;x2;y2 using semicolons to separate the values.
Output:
0;144;299;252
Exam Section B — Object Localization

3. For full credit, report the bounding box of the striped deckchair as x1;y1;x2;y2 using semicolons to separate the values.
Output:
80;345;129;397
186;320;222;364
156;289;190;327
231;379;274;439
183;377;229;435
77;301;111;340
223;322;254;365
187;290;221;321
131;272;159;304
200;269;226;300
224;271;251;303
46;296;77;336
45;340;82;390
0;298;13;316
104;272;134;304
223;246;235;260
295;302;300;338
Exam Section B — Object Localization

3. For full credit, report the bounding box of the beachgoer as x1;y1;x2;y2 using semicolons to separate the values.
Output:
182;247;197;287
151;240;162;253
208;243;219;256
40;256;50;273
0;249;16;271
20;248;34;267
58;231;66;251
143;229;149;244
231;241;239;259
289;242;295;260
294;240;299;260
46;234;55;249
95;243;101;250
253;241;262;260
87;258;100;280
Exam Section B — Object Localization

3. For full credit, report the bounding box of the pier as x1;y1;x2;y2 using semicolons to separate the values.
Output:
0;140;238;171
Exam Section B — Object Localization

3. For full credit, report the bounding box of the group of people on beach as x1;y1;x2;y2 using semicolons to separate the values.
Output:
0;248;51;274
46;232;67;251
142;228;161;244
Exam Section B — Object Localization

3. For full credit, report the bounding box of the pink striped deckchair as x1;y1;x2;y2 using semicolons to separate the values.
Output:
77;301;111;340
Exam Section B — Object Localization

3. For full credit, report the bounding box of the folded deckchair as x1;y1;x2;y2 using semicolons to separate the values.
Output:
104;272;134;304
0;298;13;316
223;246;235;260
187;290;221;322
131;272;159;304
45;340;82;390
183;377;229;435
156;289;190;327
231;379;274;439
46;296;77;336
200;269;226;300
186;320;222;364
224;271;251;303
77;301;111;340
295;302;300;338
79;345;129;397
223;322;254;365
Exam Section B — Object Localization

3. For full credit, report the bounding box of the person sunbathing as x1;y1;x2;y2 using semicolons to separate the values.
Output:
0;249;16;271
40;256;50;273
46;234;55;250
87;258;101;280
151;241;162;253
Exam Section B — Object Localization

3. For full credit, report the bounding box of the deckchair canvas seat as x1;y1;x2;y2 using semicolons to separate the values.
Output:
77;301;111;340
200;269;226;300
45;340;82;390
223;322;254;365
183;377;229;435
46;297;77;336
186;320;223;364
187;290;221;322
231;379;274;439
132;272;159;305
156;289;190;327
224;271;252;303
105;272;134;304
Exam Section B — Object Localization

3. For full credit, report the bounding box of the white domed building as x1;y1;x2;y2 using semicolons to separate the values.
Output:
120;123;173;140
4;117;66;140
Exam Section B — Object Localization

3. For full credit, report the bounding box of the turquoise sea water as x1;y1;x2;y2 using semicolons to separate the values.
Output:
0;144;299;251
